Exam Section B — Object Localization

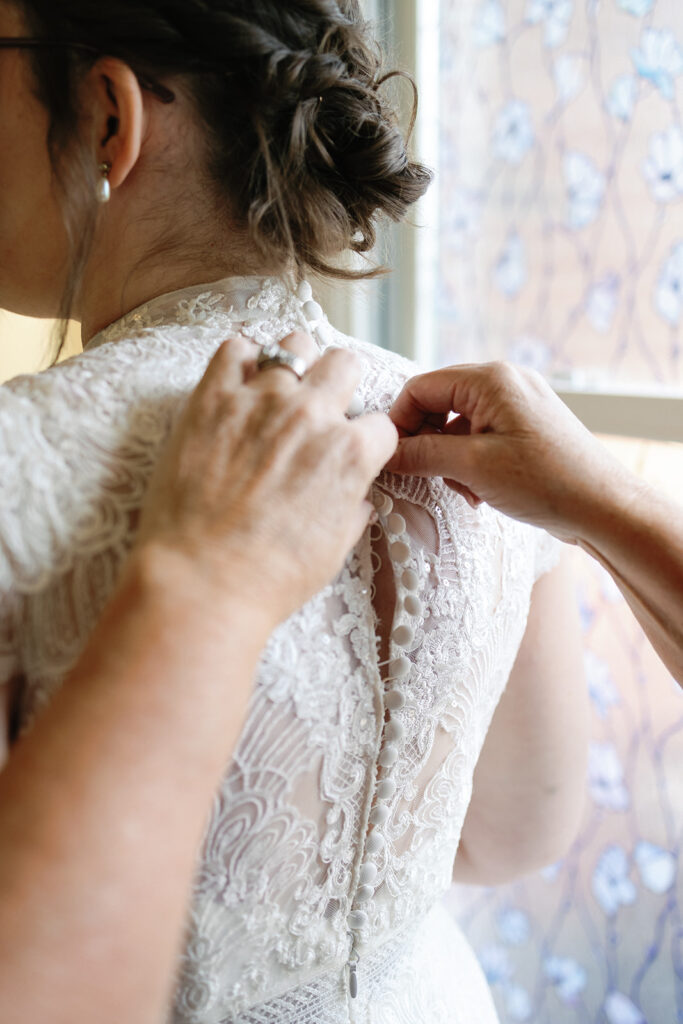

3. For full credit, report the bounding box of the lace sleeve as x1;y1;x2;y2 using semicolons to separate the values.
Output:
532;526;563;582
0;591;20;685
0;385;26;684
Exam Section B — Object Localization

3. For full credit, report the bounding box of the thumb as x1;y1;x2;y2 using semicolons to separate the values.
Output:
385;432;479;484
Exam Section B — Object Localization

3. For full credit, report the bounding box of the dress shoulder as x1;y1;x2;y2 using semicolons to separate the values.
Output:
322;323;562;580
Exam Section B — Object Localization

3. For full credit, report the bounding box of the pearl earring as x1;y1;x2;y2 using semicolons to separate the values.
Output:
96;161;112;204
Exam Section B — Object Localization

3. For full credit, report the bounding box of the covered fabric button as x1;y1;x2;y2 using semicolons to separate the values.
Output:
347;393;365;418
385;688;406;711
402;569;419;591
386;512;407;536
378;743;398;767
389;541;411;564
373;491;394;516
392;625;414;648
404;594;423;617
297;280;313;303
355;885;374;903
303;299;324;322
365;831;385;855
388;656;410;679
359;862;378;886
348;910;368;930
369;804;390;826
385;719;405;744
376;778;397;800
316;321;334;347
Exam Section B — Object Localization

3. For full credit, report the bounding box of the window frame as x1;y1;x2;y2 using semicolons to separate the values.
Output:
333;0;682;444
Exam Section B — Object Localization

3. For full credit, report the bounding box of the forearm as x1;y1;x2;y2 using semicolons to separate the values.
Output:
577;475;683;687
0;547;271;1024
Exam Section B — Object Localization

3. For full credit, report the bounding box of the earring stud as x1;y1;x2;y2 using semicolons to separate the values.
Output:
96;161;112;204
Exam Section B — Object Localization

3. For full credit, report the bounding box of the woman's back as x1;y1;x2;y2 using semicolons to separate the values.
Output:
0;276;561;1022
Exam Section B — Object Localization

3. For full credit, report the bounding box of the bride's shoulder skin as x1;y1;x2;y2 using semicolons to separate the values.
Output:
0;4;263;347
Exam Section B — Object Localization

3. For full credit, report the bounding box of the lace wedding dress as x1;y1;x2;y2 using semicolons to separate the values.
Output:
0;276;559;1023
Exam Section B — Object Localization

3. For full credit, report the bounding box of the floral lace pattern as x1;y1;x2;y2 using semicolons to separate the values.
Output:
0;276;559;1022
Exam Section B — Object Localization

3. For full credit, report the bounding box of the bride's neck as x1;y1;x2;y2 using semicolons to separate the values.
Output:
77;208;273;344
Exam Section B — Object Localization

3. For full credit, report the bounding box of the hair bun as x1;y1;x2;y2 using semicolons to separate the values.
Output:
201;1;433;279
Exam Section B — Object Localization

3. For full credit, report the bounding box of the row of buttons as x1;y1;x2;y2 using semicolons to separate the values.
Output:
347;489;424;943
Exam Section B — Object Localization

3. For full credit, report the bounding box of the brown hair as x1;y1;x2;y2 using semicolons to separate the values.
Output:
17;1;433;329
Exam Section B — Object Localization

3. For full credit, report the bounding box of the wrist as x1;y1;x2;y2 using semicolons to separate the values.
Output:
572;458;650;557
555;439;637;547
123;541;279;647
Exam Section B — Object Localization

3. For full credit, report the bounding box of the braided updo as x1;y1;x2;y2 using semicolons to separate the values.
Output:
18;0;432;284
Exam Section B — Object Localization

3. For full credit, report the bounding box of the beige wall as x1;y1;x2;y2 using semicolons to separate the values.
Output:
0;311;81;385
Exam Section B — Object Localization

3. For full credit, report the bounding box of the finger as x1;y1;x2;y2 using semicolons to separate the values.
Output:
249;330;318;391
303;348;363;410
349;412;399;477
443;479;483;508
384;431;482;483
388;364;490;436
199;337;254;395
180;338;253;430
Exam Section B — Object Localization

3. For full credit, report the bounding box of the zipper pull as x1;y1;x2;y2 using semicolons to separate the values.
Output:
348;958;359;999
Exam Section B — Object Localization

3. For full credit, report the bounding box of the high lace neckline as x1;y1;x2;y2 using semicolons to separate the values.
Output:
85;275;294;352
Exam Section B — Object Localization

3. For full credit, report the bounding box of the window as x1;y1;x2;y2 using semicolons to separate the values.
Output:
344;0;683;443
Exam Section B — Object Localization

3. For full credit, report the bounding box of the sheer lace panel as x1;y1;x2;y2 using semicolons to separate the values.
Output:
0;276;559;1022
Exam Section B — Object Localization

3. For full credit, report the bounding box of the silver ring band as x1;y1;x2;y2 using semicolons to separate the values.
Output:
256;345;307;381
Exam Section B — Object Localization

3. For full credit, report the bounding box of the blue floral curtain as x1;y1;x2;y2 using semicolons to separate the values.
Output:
437;0;683;389
437;3;683;1022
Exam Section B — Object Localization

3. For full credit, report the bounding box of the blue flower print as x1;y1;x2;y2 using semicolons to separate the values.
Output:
541;859;563;882
606;74;638;121
507;335;552;373
588;742;630;810
617;0;654;16
576;583;595;633
447;189;482;252
598;563;624;603
585;650;620;719
592;845;637;916
604;990;647;1024
525;0;573;50
643;126;683;203
554;54;585;104
506;983;533;1021
496;906;531;946
634;840;676;894
473;0;505;48
543;955;588;1003
655;241;683;325
564;152;606;228
493;101;535;164
631;28;683;102
494;231;527;296
479;944;514;985
586;273;621;332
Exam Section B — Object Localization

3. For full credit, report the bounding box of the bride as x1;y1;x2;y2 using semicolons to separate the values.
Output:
0;1;588;1021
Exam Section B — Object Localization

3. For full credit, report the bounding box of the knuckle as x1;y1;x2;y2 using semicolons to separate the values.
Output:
331;423;364;466
280;329;317;362
287;394;320;430
490;360;514;382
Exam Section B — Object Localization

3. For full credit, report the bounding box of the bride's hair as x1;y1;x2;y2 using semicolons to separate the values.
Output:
18;0;432;310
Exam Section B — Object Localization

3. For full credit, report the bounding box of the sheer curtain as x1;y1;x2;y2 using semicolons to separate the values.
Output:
433;3;683;1022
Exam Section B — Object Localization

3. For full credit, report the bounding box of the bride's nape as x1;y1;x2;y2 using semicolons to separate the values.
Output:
0;0;431;350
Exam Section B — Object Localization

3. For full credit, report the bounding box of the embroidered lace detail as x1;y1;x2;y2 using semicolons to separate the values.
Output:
0;275;558;1022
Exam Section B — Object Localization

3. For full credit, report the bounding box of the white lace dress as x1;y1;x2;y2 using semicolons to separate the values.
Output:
0;277;559;1024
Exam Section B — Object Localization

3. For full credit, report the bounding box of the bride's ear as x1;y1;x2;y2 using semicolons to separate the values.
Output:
85;58;145;191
